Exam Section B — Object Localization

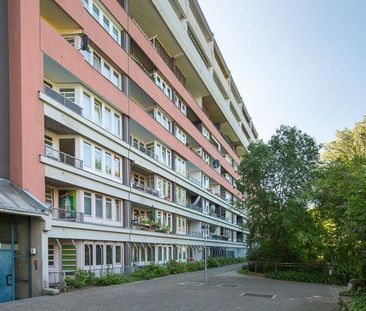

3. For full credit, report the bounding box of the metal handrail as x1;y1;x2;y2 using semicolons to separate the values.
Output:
52;208;84;223
130;181;159;197
187;231;203;238
130;141;158;160
44;146;83;169
43;85;83;115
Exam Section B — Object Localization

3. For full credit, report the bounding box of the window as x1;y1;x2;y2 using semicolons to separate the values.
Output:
202;174;209;189
154;73;172;99
156;210;172;231
48;244;54;266
105;153;112;175
112;26;119;42
202;151;210;164
106;245;113;265
106;198;112;219
112;71;120;88
45;188;54;207
175;155;186;176
59;88;75;103
155;108;171;131
133;173;145;186
83;92;92;119
115;200;121;222
94;100;102;125
95;194;103;218
92;3;100;20
84;192;92;216
84;244;93;266
82;0;89;9
114;157;121;178
175;127;186;144
203;199;209;214
102;63;111;80
147;247;154;261
113;113;121;136
115;245;122;263
175;97;187;116
202;126;210;140
104;107;112;131
158;247;162;261
102;16;110;31
176;216;187;234
156;142;172;167
92;52;101;71
176;186;186;205
95;147;102;170
156;177;171;200
96;244;103;265
83;142;92;168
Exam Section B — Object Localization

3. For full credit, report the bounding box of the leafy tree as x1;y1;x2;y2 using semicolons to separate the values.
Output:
315;117;366;281
237;125;320;262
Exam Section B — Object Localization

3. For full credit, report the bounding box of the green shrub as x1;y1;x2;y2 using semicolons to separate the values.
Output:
65;270;95;289
264;270;346;285
65;257;244;290
130;264;169;280
350;291;366;311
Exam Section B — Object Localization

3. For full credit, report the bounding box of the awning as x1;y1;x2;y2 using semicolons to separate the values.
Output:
0;179;49;216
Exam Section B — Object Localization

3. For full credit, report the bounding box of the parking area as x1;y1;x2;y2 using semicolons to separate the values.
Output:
0;264;343;311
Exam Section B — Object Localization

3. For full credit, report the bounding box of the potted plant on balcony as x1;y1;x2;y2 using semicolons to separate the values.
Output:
159;225;171;234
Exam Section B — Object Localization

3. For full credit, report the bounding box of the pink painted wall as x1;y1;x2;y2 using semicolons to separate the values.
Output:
8;0;45;201
52;0;240;177
41;21;238;199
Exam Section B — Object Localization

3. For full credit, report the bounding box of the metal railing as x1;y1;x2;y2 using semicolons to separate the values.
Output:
52;208;84;223
130;181;159;197
187;231;203;238
185;203;203;213
43;85;83;115
48;271;66;289
44;146;84;169
186;173;202;187
130;141;158;160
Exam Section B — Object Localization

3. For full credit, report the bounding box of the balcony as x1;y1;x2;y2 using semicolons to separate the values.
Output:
43;85;82;115
44;146;83;170
130;181;159;197
130;140;158;161
187;231;203;238
52;208;84;223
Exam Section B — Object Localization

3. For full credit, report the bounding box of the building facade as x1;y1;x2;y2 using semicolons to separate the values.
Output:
0;0;257;301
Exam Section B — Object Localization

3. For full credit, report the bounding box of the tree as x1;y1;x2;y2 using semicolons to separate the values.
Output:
315;117;366;280
237;125;320;262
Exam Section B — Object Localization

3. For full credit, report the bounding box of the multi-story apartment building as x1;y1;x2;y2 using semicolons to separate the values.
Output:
0;0;257;302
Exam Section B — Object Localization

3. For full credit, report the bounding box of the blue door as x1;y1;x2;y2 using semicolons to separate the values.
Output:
0;249;14;302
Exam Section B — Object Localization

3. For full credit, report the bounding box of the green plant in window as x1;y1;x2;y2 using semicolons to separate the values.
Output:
95;158;102;170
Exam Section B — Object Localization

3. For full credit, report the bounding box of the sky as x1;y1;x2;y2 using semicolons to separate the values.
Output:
199;0;366;144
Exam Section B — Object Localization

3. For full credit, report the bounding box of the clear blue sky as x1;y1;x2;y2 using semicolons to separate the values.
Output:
199;0;366;144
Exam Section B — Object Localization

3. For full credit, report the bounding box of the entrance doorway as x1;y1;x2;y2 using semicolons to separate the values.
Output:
0;221;15;302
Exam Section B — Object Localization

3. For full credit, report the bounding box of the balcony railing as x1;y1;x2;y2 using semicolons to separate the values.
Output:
186;173;202;187
52;208;84;223
44;146;84;170
130;181;159;197
130;141;158;161
187;231;203;238
43;85;83;115
185;203;203;213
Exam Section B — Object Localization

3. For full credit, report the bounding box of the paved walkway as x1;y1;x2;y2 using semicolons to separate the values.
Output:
0;264;343;311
